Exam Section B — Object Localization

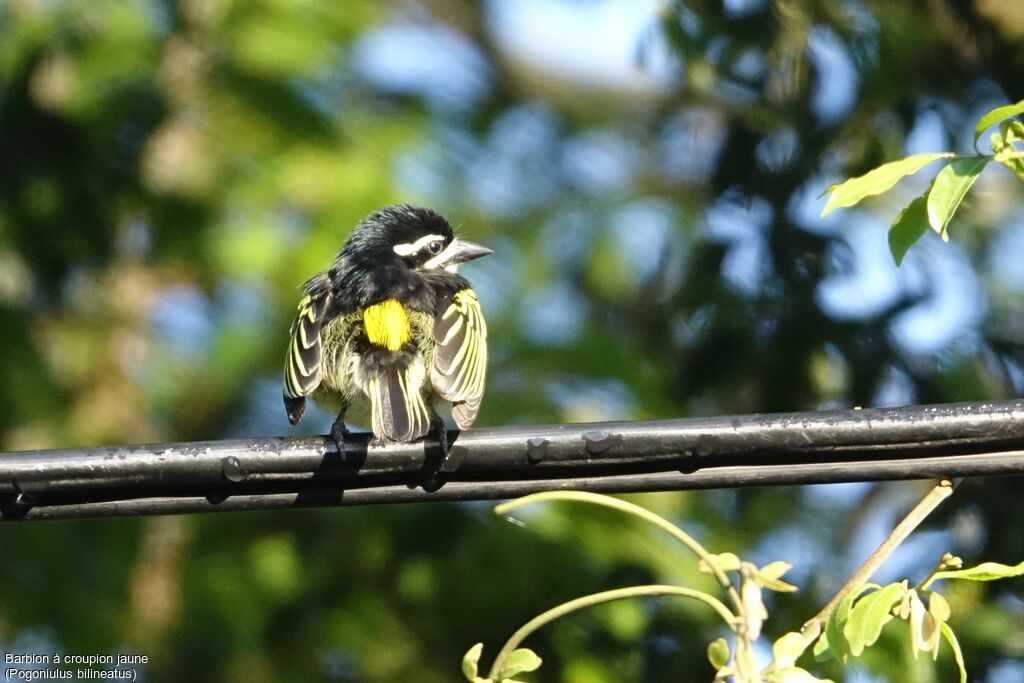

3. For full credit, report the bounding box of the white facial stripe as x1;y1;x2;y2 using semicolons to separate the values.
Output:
393;233;444;256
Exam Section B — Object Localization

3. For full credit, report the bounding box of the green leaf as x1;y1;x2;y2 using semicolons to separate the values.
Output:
974;100;1024;143
939;622;967;683
820;153;952;217
707;637;730;670
927;591;951;623
926;157;988;239
812;631;832;662
823;583;878;662
887;195;929;265
698;552;741;574
1001;119;1024;144
759;560;793;580
932;559;1024;582
759;577;799;593
1003;158;1024;183
772;632;807;669
756;562;799;593
844;582;907;656
498;648;542;679
462;643;483;681
757;561;798;592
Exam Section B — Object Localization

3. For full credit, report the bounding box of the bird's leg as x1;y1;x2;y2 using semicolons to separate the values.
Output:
329;411;351;459
418;416;455;492
431;415;451;462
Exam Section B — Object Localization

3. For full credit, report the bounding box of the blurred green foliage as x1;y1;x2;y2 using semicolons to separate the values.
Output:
1;0;1024;681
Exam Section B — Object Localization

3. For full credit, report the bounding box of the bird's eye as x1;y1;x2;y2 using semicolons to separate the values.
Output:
427;241;443;255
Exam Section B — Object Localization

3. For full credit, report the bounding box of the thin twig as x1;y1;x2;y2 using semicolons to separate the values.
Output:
800;479;956;643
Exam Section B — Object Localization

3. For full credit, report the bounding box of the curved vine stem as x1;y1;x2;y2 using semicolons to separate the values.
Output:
486;584;735;681
495;491;743;614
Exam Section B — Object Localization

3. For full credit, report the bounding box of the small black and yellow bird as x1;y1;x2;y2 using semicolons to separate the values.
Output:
283;204;491;450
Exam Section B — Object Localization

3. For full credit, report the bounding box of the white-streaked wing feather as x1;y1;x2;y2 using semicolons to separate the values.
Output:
430;289;487;429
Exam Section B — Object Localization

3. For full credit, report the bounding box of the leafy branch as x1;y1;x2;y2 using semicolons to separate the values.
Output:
810;550;1024;683
461;490;805;683
821;100;1024;265
461;485;1024;682
463;584;733;683
800;479;956;643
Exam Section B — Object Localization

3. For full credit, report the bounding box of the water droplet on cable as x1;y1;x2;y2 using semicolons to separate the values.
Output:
222;456;246;482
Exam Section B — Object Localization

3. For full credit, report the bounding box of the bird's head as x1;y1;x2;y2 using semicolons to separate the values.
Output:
344;204;492;273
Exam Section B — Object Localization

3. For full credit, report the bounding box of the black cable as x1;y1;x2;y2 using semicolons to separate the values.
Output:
2;400;1024;522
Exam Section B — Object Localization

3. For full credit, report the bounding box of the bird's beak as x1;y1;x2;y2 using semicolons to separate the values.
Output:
426;238;493;270
446;238;493;264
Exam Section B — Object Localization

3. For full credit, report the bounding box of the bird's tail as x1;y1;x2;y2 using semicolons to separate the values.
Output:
367;365;432;443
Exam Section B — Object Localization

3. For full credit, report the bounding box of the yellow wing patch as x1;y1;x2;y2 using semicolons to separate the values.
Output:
363;299;411;351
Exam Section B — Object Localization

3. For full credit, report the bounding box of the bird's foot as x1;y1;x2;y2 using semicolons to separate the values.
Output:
432;417;450;460
329;419;352;459
430;417;466;474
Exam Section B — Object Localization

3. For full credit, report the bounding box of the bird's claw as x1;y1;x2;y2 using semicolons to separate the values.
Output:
433;417;450;461
329;419;351;459
432;418;468;475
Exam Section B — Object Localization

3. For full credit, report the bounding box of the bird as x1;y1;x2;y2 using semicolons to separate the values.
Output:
283;204;491;454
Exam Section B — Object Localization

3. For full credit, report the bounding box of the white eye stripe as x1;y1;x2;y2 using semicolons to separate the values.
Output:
393;233;444;256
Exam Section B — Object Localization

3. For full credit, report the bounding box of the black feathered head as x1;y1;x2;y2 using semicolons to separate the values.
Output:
338;204;490;273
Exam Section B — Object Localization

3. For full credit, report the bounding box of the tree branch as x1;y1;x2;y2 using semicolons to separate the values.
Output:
799;478;956;643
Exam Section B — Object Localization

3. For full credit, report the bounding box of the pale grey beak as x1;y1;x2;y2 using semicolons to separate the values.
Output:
445;238;493;265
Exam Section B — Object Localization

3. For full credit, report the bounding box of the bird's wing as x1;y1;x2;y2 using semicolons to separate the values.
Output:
367;363;432;443
283;275;333;424
430;288;487;429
